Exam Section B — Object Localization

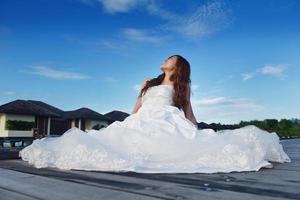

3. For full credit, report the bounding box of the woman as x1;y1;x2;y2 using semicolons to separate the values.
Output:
19;55;291;173
132;55;197;126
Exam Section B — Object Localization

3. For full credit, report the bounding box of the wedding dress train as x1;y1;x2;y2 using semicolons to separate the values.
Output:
19;84;291;173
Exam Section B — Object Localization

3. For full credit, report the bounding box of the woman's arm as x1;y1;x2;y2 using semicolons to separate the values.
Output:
131;79;149;114
131;96;142;114
183;84;198;126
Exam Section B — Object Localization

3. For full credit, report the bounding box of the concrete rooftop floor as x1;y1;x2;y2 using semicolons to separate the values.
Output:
0;139;299;200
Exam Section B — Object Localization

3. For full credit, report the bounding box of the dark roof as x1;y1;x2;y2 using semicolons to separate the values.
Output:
63;107;112;121
27;100;64;116
0;99;123;122
0;99;60;117
104;110;129;122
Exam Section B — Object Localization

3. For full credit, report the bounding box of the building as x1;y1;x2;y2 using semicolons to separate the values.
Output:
0;100;60;138
104;110;130;122
0;99;123;147
63;107;114;132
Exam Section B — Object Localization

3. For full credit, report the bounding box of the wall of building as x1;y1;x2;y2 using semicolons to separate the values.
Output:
0;114;35;137
71;119;76;128
0;114;6;133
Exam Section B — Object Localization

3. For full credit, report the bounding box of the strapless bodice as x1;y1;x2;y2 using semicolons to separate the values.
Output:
141;84;174;107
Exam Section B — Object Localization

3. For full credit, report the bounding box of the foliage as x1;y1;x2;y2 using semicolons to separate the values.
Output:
5;120;35;131
238;118;300;137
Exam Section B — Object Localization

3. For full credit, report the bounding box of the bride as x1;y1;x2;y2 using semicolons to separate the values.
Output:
19;55;291;173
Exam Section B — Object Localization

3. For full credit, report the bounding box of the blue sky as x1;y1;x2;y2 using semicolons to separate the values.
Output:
0;0;299;124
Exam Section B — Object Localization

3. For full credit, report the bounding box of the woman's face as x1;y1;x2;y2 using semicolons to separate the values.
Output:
160;56;177;72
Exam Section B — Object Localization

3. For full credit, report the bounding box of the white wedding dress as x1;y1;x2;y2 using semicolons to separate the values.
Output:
19;84;291;173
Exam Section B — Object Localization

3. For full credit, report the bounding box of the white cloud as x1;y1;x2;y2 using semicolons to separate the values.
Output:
242;64;289;81
194;96;227;106
257;64;288;79
26;66;90;80
147;0;232;39
80;0;144;14
146;1;178;21
98;28;166;49
191;96;263;124
132;84;142;91
100;0;142;13
100;40;123;49
241;73;254;80
122;28;163;44
193;96;262;109
80;0;232;42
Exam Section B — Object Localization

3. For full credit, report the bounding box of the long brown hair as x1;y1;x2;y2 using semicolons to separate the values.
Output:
138;55;192;110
